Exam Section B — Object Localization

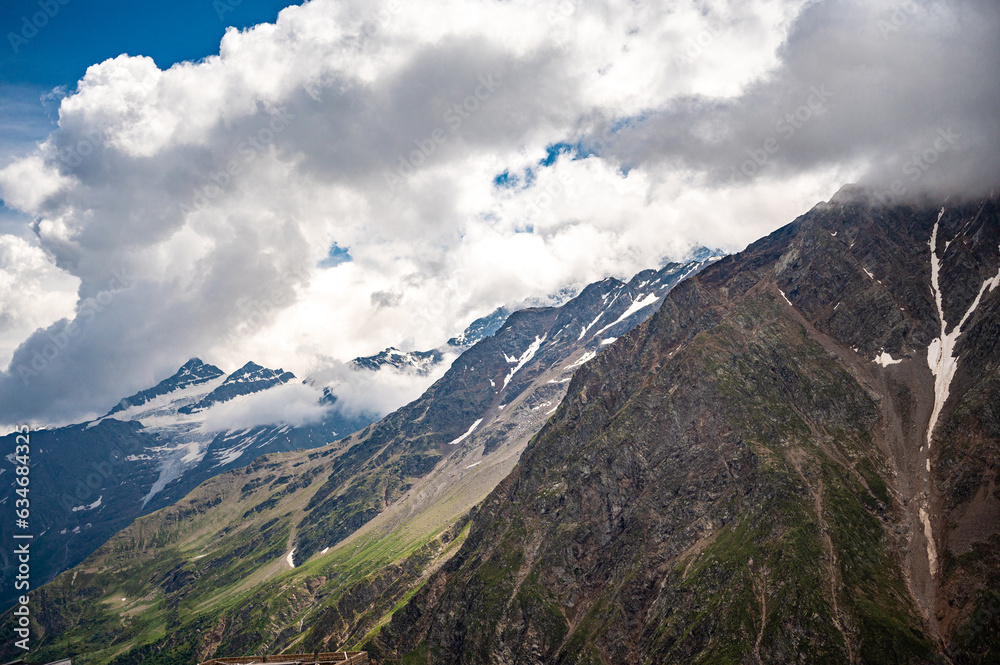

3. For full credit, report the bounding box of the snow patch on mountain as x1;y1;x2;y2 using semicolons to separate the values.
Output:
566;350;597;370
874;352;902;367
449;418;483;445
351;348;443;375
90;359;329;508
925;209;1000;450
96;377;226;427
72;496;102;512
502;335;545;390
578;311;604;340
596;292;661;335
921;208;1000;578
105;358;225;417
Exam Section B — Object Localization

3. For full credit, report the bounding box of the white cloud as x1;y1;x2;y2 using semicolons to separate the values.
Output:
0;235;78;369
310;355;457;420
0;155;73;211
198;381;330;431
0;0;994;426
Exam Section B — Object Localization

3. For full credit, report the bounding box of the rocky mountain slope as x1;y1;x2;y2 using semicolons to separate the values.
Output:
0;257;712;663
352;348;445;375
0;299;575;611
447;307;512;348
352;306;513;375
176;362;296;415
0;359;374;611
371;190;1000;664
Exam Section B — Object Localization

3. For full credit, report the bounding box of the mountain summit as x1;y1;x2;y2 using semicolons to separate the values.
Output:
107;358;225;416
0;357;372;609
177;361;296;414
10;192;1000;662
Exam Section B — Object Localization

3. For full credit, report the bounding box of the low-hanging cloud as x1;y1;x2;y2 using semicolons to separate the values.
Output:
0;0;995;427
310;354;457;420
198;381;331;432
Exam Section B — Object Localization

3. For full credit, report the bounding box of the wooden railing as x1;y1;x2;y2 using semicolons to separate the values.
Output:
199;652;367;665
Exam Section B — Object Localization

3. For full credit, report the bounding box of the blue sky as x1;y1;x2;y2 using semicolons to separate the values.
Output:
0;0;304;232
1;0;302;86
0;0;302;160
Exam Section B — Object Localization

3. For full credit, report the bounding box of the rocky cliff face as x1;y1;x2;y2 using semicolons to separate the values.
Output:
177;361;296;415
372;191;1000;664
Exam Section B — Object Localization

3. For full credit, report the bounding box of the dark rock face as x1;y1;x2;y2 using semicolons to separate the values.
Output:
0;420;163;609
178;361;296;414
351;348;445;374
0;257;711;662
373;193;1000;664
448;307;513;347
107;358;225;415
0;358;373;611
292;258;711;564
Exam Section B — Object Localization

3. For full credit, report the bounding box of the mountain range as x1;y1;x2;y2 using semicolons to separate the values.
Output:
4;191;1000;665
0;254;716;663
0;298;566;611
0;358;372;612
352;306;513;375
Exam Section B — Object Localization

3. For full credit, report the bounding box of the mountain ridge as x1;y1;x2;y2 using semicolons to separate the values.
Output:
107;358;225;416
0;357;373;611
370;192;1000;664
0;256;714;662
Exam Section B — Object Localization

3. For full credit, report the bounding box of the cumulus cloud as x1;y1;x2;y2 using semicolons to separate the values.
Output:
591;0;1000;200
0;0;995;426
0;236;78;369
198;381;331;432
